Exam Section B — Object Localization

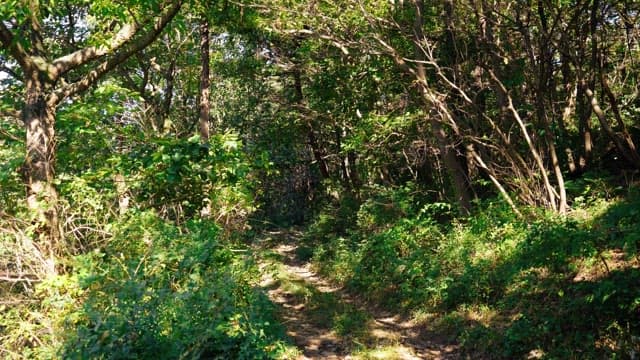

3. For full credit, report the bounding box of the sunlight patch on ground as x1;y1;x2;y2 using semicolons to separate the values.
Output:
352;345;422;360
572;248;640;282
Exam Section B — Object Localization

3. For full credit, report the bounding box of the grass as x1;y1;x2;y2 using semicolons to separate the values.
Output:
351;345;420;359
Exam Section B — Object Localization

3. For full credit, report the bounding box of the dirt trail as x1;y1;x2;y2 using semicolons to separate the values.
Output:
256;229;460;360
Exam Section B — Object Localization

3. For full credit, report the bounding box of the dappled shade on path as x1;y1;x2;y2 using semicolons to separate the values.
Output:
256;229;460;359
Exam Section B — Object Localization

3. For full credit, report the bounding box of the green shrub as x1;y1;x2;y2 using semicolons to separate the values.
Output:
59;211;290;359
305;189;640;358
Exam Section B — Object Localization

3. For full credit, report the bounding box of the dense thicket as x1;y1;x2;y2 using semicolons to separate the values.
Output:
1;0;639;358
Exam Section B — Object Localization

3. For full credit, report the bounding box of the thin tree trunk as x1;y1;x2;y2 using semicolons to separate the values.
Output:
576;81;593;170
199;17;211;218
0;0;183;275
427;113;471;214
159;57;176;132
478;1;558;210
600;73;640;167
474;0;545;208
468;65;536;202
580;0;600;171
307;125;330;179
293;68;330;179
414;0;471;215
487;69;558;211
583;83;640;168
199;17;211;142
526;4;568;213
560;56;579;175
467;144;521;217
335;126;351;190
114;173;130;215
347;151;361;190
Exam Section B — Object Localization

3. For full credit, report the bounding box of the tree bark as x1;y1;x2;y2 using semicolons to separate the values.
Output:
199;16;212;218
23;69;59;275
600;72;640;168
576;80;593;170
526;3;568;213
293;68;330;179
583;83;640;169
199;17;211;142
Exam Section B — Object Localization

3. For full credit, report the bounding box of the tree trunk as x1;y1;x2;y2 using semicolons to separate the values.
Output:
0;0;183;275
413;0;471;215
583;83;640;169
199;17;211;218
576;81;593;170
428;112;471;214
199;17;211;142
529;4;568;213
23;71;59;275
600;73;640;168
293;68;330;179
467;144;521;217
307;124;330;179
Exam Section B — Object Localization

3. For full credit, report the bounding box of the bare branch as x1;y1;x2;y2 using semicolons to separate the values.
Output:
280;29;351;55
0;275;41;283
0;127;23;142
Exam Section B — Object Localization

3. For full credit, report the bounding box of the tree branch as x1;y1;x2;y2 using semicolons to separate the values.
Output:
0;22;32;70
51;23;139;78
0;275;41;284
49;0;183;106
0;108;22;124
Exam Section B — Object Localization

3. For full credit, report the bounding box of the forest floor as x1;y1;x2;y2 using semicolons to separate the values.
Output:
255;229;461;360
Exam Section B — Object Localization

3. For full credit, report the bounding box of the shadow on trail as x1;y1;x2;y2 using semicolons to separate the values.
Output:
257;229;460;359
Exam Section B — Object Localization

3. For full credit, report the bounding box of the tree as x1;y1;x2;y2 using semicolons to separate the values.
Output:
0;0;183;273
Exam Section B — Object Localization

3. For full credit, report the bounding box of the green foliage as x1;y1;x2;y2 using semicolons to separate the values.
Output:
305;183;640;358
5;0;640;358
0;212;292;359
304;192;360;243
0;83;279;358
0;122;24;213
58;211;289;359
127;132;254;221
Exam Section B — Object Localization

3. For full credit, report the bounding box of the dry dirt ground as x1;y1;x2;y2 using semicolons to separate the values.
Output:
255;229;460;360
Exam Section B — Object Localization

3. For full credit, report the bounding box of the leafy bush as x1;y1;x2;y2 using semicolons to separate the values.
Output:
125;132;254;227
305;186;640;358
58;211;290;359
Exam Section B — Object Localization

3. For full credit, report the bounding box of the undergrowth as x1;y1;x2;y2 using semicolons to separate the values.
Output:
1;211;294;359
0;122;294;359
304;183;640;359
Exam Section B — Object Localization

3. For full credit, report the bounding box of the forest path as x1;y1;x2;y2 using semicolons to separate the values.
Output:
255;229;460;360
